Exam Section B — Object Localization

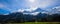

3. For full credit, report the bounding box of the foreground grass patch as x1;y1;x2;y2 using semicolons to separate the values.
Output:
6;22;60;24
24;22;60;24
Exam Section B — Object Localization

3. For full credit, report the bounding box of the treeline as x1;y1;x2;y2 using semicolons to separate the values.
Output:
0;12;60;23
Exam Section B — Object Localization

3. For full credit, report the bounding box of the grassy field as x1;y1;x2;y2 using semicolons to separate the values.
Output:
6;22;60;24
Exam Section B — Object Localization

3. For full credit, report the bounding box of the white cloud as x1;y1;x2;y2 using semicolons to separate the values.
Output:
3;13;9;15
11;0;59;13
17;7;37;12
52;6;60;9
29;0;36;3
53;6;60;12
25;0;58;10
0;3;5;8
23;12;39;15
44;6;60;14
18;8;24;12
31;12;39;15
0;0;59;15
27;7;37;12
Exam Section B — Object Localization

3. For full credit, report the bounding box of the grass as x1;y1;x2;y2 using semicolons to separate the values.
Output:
5;22;60;24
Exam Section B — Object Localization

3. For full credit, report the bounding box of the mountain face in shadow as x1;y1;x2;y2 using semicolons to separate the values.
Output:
0;12;60;23
34;8;45;12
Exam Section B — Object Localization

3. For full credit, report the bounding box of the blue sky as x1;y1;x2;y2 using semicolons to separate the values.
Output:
0;0;60;15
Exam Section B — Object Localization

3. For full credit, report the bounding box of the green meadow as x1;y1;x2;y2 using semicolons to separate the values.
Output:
6;22;60;24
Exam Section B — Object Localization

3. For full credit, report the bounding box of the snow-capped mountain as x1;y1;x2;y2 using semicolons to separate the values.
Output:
1;6;60;15
17;8;47;15
46;6;60;14
34;8;46;12
22;6;60;15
